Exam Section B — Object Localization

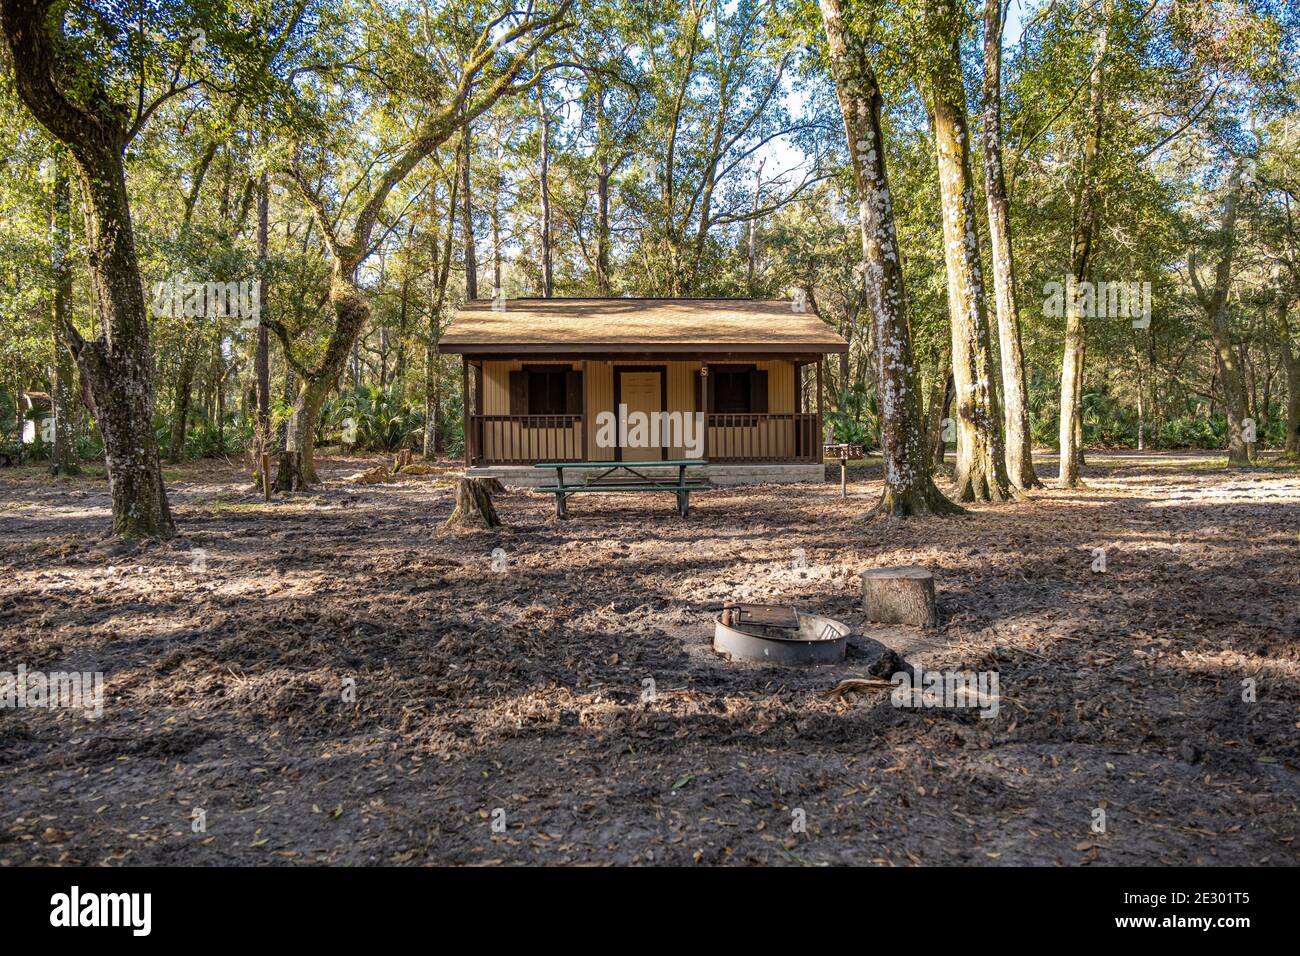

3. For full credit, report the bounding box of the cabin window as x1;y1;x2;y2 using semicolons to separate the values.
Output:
508;365;582;419
702;365;769;415
527;369;569;415
712;370;751;413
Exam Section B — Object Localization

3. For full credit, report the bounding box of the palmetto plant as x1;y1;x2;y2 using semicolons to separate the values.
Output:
321;386;424;453
825;383;877;449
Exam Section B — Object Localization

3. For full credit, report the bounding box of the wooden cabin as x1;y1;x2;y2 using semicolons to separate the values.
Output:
437;298;849;486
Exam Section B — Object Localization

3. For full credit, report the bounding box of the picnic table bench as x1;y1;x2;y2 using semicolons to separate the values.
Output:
535;459;709;517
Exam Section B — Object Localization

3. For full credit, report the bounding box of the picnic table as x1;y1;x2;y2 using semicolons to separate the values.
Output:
535;459;709;517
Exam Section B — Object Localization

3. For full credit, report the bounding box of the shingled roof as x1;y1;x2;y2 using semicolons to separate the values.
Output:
436;298;848;355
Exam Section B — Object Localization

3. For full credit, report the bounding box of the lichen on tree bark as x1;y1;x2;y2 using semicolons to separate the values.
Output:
3;0;173;537
926;0;1015;503
818;0;961;518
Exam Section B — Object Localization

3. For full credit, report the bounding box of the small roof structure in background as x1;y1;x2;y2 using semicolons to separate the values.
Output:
437;298;849;355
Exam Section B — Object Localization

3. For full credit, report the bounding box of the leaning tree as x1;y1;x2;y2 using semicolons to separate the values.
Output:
268;1;572;487
0;0;197;536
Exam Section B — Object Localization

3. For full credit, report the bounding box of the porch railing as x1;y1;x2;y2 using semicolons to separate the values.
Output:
706;413;820;463
468;414;584;466
467;412;821;466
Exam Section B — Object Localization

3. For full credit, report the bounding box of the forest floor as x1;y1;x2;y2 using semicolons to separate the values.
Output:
1;449;1298;866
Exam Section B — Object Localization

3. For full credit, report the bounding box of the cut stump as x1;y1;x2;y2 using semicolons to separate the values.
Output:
273;451;305;492
860;565;936;627
446;476;502;528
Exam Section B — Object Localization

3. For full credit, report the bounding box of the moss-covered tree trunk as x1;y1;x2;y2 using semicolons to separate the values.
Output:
3;0;173;537
271;8;566;482
167;343;199;464
422;165;458;458
537;74;554;298
981;0;1040;490
1280;297;1300;456
49;154;80;475
254;173;271;493
279;272;369;485
818;0;961;517
1059;6;1109;488
928;1;1014;503
1191;163;1250;466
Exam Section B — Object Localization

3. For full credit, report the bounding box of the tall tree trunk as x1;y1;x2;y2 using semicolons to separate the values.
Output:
981;0;1039;490
1059;5;1109;487
1135;354;1145;450
49;153;79;474
215;359;226;454
596;164;612;295
394;273;410;392
492;129;505;296
1190;163;1250;465
278;369;296;451
492;190;503;296
168;347;198;464
928;0;1013;502
254;172;271;484
423;169;459;457
746;157;765;292
593;89;613;295
422;336;437;458
2;1;173;537
819;0;961;517
1278;297;1300;456
461;123;478;300
925;359;953;471
537;74;554;297
1076;341;1087;465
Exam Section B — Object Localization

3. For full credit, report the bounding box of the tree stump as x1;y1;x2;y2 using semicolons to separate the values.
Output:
273;450;305;492
477;477;505;496
860;565;936;627
446;477;502;528
393;448;413;472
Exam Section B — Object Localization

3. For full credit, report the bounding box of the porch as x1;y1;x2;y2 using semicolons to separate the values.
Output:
436;298;848;481
461;358;825;467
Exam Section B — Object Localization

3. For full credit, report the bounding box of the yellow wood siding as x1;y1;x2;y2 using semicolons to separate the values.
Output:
480;361;582;461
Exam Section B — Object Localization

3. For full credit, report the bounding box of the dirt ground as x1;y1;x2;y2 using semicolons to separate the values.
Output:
1;450;1297;866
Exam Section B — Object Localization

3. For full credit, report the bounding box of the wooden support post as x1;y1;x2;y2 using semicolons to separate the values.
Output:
581;359;589;461
816;358;824;463
701;363;710;460
461;357;470;466
473;361;484;465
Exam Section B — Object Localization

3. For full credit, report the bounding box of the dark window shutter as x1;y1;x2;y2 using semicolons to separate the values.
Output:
508;370;528;416
749;369;769;413
565;370;582;415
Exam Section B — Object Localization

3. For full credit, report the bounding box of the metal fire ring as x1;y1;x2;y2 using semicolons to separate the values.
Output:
713;603;849;665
